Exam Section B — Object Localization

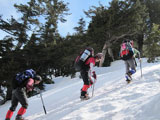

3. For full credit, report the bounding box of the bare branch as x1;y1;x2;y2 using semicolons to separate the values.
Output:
109;31;137;43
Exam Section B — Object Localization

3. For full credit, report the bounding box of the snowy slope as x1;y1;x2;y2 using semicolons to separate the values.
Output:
1;59;160;120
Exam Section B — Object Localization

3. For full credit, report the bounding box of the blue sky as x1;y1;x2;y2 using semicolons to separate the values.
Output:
0;0;112;39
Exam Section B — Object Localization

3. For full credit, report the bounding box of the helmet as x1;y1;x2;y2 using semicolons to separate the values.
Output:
34;75;42;82
95;53;103;59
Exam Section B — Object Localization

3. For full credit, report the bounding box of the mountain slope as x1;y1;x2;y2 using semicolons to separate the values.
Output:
1;59;160;120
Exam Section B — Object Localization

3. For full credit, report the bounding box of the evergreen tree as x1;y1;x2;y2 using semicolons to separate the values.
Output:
143;0;160;29
0;0;70;100
134;0;160;55
85;0;148;66
38;0;69;46
74;17;86;36
144;24;160;62
14;0;42;50
0;36;16;100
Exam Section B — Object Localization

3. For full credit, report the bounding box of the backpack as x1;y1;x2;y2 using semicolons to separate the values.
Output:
120;42;133;60
13;69;36;88
74;48;93;71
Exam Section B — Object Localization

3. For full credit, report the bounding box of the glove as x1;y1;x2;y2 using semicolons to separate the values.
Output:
90;79;93;85
92;71;97;80
89;78;96;86
26;85;34;93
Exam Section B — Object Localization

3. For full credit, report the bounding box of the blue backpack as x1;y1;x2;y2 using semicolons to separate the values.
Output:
15;69;36;85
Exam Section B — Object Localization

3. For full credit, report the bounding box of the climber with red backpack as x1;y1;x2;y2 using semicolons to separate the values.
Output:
74;47;103;100
5;69;42;120
120;40;141;83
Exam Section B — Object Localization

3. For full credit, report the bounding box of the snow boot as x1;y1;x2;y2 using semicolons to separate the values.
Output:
126;79;131;84
15;115;25;120
80;91;90;100
125;72;132;83
80;95;90;100
126;73;132;80
80;89;89;96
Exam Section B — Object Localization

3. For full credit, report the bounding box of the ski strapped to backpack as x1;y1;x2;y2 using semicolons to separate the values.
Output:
74;47;94;71
15;69;36;84
120;41;133;60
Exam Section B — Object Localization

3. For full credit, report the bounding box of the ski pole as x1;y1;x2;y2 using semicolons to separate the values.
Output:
92;78;96;97
40;91;47;114
140;59;142;78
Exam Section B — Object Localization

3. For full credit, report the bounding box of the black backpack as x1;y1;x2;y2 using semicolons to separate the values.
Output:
74;48;93;71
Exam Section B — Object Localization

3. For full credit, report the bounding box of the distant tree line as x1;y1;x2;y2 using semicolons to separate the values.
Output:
0;0;160;100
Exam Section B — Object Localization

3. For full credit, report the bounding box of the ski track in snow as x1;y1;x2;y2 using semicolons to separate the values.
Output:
28;61;160;120
59;64;160;120
1;59;160;120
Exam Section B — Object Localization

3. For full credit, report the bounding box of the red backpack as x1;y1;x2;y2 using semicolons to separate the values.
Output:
120;42;133;60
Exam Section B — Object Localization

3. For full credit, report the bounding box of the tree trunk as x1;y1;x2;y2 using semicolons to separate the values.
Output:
100;32;137;66
108;47;114;61
6;86;12;100
99;44;107;67
100;41;114;67
137;34;144;57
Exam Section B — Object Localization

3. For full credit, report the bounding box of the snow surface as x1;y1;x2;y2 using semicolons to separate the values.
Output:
1;58;160;120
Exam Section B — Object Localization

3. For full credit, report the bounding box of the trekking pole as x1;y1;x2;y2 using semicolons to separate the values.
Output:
140;59;142;78
134;58;137;67
92;78;96;97
40;91;47;114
